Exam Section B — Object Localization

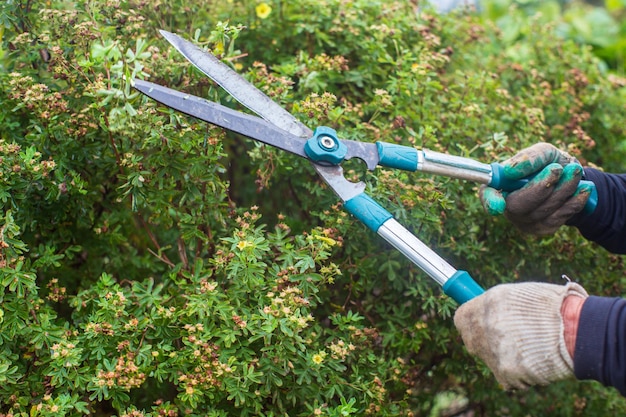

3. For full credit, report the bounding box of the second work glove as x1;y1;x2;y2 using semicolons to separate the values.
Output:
480;143;593;235
454;281;588;390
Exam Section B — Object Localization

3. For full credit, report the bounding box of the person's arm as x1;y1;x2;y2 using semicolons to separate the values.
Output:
479;144;626;254
574;296;626;395
561;295;584;359
456;284;626;395
567;169;626;254
454;282;588;390
479;143;592;235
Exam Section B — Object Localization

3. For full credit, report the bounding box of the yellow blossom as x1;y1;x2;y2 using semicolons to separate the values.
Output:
256;2;272;19
236;240;253;250
312;353;324;364
314;235;336;246
213;41;224;55
312;351;326;365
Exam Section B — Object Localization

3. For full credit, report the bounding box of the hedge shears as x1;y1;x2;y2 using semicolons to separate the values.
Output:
133;31;597;305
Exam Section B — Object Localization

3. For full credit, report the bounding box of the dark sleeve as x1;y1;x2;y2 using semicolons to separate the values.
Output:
574;296;626;395
567;168;626;254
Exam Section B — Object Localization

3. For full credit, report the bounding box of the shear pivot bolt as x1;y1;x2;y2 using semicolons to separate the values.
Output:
304;126;347;165
320;136;336;150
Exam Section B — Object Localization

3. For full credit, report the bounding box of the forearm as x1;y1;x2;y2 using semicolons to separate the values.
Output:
454;282;587;390
568;169;626;254
561;295;584;359
574;296;626;395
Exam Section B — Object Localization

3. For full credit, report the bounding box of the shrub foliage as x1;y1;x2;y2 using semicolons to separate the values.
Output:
1;0;626;416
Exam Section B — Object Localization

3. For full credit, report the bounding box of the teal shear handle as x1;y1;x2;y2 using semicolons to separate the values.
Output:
375;142;598;215
344;193;484;304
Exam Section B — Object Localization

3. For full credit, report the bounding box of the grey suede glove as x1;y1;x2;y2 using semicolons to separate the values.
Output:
454;281;588;390
480;143;592;235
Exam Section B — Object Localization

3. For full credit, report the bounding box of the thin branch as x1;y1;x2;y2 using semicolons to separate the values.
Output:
147;248;175;268
177;237;189;270
223;53;249;62
138;215;175;267
101;111;122;168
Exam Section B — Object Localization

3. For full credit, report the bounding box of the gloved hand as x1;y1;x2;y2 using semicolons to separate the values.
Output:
480;143;593;235
454;281;588;390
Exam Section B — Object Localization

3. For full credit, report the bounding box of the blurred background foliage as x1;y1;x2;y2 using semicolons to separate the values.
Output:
482;0;626;72
0;0;625;416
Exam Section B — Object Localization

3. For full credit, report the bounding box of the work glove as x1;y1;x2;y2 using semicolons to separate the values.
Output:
480;143;593;235
454;281;588;390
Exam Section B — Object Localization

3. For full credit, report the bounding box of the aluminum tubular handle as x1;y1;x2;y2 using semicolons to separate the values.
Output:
374;141;598;215
343;193;484;304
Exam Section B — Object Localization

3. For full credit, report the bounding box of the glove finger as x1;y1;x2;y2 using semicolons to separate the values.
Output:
523;163;583;222
505;163;563;215
505;185;591;236
454;287;525;390
503;143;576;179
520;186;591;235
454;294;497;361
479;185;506;216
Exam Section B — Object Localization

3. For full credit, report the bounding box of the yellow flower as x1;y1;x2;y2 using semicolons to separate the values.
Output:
256;2;272;19
213;41;224;55
312;354;324;364
312;351;326;365
236;240;253;250
314;235;336;246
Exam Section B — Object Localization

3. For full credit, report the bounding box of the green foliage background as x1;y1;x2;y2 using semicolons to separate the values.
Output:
482;0;626;73
0;0;626;415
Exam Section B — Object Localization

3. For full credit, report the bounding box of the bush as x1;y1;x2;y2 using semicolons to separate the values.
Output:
1;0;626;415
482;0;626;72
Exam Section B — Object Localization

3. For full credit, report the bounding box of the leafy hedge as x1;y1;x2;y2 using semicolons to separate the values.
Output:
482;0;626;72
1;0;626;415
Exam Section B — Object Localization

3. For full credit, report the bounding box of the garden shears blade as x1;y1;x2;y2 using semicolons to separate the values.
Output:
158;30;382;172
132;80;310;159
159;30;311;140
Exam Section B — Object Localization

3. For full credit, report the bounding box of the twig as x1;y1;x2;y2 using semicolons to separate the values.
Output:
177;237;189;269
223;53;249;61
137;215;175;267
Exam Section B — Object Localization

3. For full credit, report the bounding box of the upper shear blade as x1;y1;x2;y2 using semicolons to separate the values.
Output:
133;79;309;159
159;30;311;139
159;30;381;170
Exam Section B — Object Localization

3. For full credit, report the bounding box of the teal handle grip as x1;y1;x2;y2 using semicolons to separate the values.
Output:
344;193;393;232
375;142;419;171
345;194;485;305
488;163;527;191
584;183;598;215
442;270;485;304
489;163;598;215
